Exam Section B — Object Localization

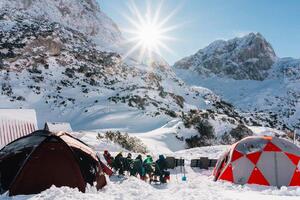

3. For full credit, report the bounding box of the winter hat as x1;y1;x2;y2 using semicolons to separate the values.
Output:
159;155;165;160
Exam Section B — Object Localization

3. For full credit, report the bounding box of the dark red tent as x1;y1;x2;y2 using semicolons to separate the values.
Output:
0;130;109;196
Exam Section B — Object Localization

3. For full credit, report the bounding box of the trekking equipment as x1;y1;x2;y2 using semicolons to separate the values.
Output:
180;157;187;181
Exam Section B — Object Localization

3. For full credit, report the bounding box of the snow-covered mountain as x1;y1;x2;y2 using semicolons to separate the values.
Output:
0;0;261;147
0;0;122;51
174;33;300;131
174;33;277;80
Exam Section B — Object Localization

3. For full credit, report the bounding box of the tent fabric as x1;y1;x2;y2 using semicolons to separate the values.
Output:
214;136;300;187
0;130;107;196
0;109;38;148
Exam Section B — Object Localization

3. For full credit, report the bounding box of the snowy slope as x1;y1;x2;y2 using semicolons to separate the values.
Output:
0;1;260;148
174;33;300;131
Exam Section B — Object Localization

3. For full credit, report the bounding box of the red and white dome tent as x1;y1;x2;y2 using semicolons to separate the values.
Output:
213;136;300;187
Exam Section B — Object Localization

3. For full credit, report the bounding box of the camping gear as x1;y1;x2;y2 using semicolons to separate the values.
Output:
209;159;218;167
200;157;209;170
166;157;176;169
0;109;37;148
0;130;108;196
191;157;215;169
180;157;187;181
99;160;114;177
181;167;187;181
213;136;300;187
165;157;185;169
175;158;185;167
163;171;171;183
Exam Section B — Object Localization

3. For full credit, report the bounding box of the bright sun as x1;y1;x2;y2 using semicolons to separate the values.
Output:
121;1;179;63
137;23;161;50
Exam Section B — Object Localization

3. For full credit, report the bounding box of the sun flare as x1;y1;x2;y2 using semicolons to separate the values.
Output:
121;1;179;63
137;23;162;50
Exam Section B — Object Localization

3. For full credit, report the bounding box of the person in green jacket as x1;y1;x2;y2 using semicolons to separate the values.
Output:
143;155;154;180
131;154;146;180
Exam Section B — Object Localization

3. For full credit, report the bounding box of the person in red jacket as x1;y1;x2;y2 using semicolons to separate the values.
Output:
103;150;114;168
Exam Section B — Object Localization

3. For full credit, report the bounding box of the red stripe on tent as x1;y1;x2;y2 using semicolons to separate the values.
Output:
247;167;269;186
285;153;300;166
218;164;234;182
231;150;244;162
247;151;262;165
289;168;300;186
263;142;281;152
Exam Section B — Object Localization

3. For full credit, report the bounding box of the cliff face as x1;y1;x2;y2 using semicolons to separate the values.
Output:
174;33;277;80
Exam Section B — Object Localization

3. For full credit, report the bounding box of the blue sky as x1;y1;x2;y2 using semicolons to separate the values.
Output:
99;0;300;64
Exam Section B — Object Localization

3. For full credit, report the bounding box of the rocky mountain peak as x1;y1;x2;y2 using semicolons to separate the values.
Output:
0;0;122;50
174;32;277;80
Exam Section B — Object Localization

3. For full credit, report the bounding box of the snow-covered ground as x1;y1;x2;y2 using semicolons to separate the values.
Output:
2;144;300;200
2;127;300;200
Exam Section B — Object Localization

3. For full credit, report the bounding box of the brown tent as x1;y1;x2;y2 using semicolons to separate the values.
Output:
0;130;108;196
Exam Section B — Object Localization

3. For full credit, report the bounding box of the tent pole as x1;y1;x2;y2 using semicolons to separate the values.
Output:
294;130;296;144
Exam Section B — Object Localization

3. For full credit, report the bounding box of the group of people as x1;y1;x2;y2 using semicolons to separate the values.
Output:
103;150;170;183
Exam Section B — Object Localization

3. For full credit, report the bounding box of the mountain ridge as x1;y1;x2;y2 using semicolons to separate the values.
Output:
0;1;297;149
174;32;277;80
174;32;300;131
